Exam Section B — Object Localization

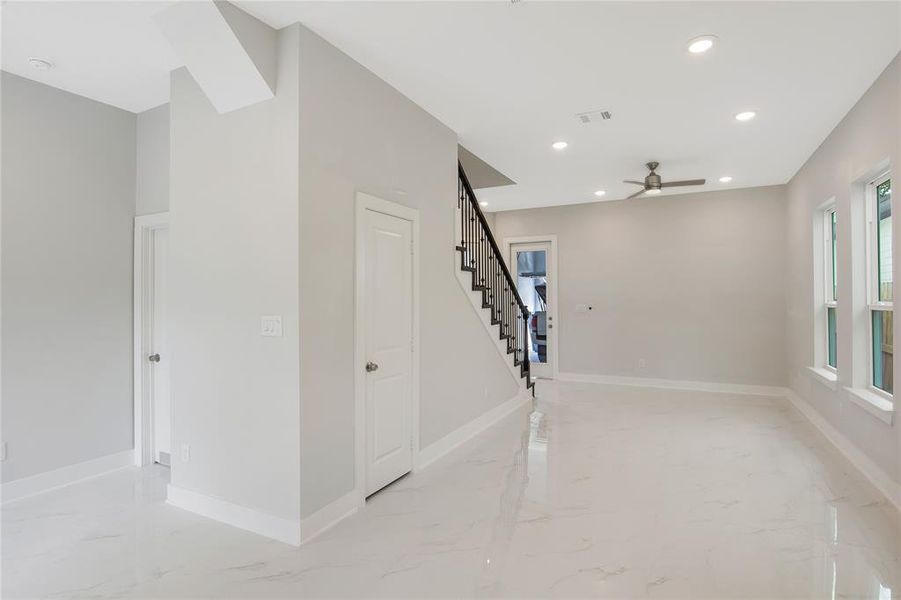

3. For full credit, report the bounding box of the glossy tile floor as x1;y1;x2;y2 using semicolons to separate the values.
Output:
4;381;900;598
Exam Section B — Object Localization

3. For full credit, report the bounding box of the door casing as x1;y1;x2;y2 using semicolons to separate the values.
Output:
504;235;559;380
133;212;171;467
354;193;420;503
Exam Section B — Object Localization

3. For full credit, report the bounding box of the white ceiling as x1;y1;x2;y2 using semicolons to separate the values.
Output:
1;1;179;113
3;1;899;211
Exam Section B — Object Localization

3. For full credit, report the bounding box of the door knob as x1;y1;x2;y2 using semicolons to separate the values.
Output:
366;361;379;373
148;353;161;363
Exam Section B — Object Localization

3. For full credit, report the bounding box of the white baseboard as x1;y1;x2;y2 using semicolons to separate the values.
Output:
417;390;532;471
166;484;301;546
2;449;135;504
785;390;901;513
300;489;361;544
557;372;787;398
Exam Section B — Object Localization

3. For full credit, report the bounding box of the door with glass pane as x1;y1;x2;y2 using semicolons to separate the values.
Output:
510;242;555;379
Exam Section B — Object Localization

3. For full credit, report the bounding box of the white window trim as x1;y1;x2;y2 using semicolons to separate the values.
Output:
865;172;893;398
807;366;838;391
823;206;837;372
844;386;894;425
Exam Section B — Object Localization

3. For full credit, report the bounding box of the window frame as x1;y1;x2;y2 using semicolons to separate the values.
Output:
823;206;837;372
866;171;892;399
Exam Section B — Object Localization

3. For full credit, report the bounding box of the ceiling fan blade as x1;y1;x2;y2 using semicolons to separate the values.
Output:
625;188;647;200
661;179;706;188
623;180;646;186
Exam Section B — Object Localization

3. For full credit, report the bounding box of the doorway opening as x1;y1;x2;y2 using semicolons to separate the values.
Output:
134;212;171;467
507;236;558;379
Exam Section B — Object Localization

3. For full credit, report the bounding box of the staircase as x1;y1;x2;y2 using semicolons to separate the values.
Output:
457;163;535;395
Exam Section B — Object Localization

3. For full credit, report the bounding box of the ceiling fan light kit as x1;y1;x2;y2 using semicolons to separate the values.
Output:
623;161;706;200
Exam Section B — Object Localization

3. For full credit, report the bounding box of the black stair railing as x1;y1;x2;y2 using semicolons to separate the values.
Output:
456;162;534;394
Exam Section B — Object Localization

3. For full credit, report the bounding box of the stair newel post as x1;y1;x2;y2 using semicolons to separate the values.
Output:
505;285;509;348
466;192;475;268
459;178;465;250
522;306;530;380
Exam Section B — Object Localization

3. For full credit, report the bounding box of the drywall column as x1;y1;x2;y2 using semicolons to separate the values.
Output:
166;23;302;543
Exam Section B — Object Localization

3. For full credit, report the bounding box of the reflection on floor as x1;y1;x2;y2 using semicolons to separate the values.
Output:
3;381;900;598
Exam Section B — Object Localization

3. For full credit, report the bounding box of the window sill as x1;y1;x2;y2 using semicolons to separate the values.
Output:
843;387;895;425
807;366;838;391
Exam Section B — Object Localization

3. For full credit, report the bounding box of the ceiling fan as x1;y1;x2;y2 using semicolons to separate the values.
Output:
623;162;706;199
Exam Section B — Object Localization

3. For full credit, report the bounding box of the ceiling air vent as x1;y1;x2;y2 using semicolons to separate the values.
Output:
576;109;612;124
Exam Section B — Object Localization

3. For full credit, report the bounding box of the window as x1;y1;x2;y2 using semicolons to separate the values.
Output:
824;207;837;369
868;174;892;395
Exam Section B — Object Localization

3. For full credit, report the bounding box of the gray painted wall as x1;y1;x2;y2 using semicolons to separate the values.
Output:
785;54;900;486
135;104;170;216
1;72;136;482
297;26;519;517
493;185;788;386
167;24;301;520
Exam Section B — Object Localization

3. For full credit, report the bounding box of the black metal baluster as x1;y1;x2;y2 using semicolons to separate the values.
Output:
457;162;534;395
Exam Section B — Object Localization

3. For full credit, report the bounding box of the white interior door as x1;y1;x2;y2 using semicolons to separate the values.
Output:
150;227;171;466
364;209;413;496
510;241;555;379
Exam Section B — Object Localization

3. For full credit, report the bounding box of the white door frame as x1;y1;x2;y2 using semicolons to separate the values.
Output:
354;193;420;503
133;212;170;467
503;235;559;380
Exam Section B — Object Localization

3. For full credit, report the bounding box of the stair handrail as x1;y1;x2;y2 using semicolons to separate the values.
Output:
457;162;529;315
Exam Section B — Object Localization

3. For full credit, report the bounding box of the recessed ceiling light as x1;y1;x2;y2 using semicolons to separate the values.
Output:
719;176;733;183
687;35;717;54
28;57;53;71
594;190;606;197
479;201;488;207
552;141;568;150
646;189;662;195
735;111;757;122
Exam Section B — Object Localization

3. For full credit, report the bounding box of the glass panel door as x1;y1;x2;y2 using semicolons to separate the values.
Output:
511;242;554;379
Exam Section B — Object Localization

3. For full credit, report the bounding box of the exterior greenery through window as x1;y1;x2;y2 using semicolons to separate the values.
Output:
870;175;892;394
824;207;837;369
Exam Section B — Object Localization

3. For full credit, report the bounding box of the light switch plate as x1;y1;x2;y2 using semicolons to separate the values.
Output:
261;316;283;337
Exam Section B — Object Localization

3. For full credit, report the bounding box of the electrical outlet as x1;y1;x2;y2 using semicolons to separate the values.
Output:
637;358;648;372
181;443;191;463
0;442;6;461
